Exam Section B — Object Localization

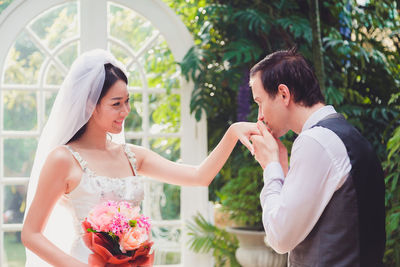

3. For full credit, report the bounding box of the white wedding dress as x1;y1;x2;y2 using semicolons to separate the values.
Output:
63;144;145;264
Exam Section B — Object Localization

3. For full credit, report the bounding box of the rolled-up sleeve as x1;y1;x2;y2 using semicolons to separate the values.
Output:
260;132;350;254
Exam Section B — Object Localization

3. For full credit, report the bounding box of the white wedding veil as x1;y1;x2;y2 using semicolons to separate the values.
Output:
24;49;126;266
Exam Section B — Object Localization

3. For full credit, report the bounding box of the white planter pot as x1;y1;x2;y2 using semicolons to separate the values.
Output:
227;227;287;267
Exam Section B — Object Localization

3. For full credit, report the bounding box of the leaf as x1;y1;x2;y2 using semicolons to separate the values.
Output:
186;213;240;267
387;126;400;160
325;86;344;105
323;36;344;48
178;46;204;81
232;9;271;35
223;39;262;66
388;212;400;233
195;107;203;121
276;16;312;41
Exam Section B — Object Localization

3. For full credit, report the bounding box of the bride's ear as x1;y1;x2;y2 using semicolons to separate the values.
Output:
91;105;100;118
94;103;101;113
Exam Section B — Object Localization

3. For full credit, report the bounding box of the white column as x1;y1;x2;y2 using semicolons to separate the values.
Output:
79;0;108;53
180;78;212;266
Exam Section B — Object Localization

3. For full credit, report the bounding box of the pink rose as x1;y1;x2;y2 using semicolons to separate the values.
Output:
118;203;140;220
120;227;149;252
88;204;117;232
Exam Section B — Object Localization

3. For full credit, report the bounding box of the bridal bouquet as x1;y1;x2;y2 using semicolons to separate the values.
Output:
82;200;154;267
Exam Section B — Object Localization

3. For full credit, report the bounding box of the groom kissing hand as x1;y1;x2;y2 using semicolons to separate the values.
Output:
245;47;385;267
250;121;288;176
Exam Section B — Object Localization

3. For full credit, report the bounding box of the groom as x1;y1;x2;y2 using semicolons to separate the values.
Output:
246;48;385;266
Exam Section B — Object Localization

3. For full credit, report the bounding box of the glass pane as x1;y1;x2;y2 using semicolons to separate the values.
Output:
161;184;180;220
45;91;58;123
57;42;78;68
3;185;27;224
154;251;180;265
152;226;181;265
3;32;45;85
140;36;180;91
3;232;26;267
126;139;142;146
4;138;37;177
149;138;180;162
127;62;144;88
3;91;38;131
110;42;132;67
29;2;78;50
125;93;142;132
147;181;180;220
109;3;158;54
149;93;180;134
45;63;65;85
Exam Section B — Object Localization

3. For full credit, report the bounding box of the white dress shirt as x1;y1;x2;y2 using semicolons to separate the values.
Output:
260;105;352;254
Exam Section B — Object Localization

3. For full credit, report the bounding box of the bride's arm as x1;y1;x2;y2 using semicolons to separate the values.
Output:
133;122;259;186
21;147;88;267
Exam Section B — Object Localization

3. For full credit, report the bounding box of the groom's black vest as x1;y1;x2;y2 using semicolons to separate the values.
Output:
289;113;386;267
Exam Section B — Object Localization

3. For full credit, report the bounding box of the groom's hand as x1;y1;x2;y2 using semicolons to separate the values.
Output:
250;121;288;174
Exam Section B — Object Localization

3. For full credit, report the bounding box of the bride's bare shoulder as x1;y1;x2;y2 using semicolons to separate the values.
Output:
124;143;150;166
44;145;76;169
125;143;148;155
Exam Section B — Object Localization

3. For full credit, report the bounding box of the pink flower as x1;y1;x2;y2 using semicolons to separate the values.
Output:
88;203;117;232
109;213;129;237
137;216;151;233
120;227;149;252
118;202;140;220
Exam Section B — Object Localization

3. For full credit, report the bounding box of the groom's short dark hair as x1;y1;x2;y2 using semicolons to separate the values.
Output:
250;47;325;107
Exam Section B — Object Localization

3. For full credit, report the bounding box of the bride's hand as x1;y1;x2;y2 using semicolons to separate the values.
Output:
230;122;261;155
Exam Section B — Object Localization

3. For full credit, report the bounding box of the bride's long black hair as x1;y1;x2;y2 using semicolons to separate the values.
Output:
67;63;128;143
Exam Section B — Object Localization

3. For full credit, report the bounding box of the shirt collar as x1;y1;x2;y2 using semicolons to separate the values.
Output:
301;105;337;132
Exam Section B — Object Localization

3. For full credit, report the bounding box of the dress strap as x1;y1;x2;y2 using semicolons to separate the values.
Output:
123;144;137;176
64;145;89;171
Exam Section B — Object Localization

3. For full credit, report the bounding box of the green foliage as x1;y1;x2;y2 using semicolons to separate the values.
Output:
3;90;37;131
180;46;205;82
161;184;181;220
276;16;312;41
175;2;301;219
223;39;263;65
383;125;400;266
109;4;180;92
232;9;271;35
4;139;37;176
219;163;264;229
187;213;240;267
172;0;400;264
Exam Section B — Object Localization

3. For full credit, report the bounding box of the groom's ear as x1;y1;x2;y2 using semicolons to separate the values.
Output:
277;84;290;106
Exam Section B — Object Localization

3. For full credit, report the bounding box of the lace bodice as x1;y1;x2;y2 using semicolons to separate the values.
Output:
64;144;144;222
62;144;145;263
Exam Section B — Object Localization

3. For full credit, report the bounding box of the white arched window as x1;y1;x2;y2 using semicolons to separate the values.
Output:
0;1;211;266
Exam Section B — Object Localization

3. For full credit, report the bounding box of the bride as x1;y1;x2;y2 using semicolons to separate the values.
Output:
21;49;258;266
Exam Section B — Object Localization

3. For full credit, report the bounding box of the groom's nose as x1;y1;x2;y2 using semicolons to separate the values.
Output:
257;110;264;122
